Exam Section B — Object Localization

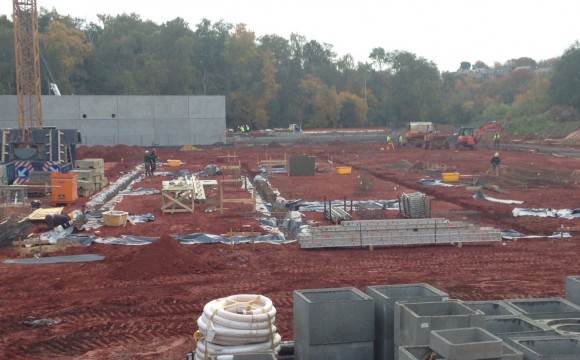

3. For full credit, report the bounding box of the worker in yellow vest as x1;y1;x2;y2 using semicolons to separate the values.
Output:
493;132;500;149
386;134;395;150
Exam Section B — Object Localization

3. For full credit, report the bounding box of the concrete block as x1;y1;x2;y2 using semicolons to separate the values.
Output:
71;169;92;181
537;318;580;337
429;327;503;360
509;336;580;359
503;297;580;320
464;300;521;318
498;342;524;360
293;287;374;346
395;300;485;347
398;346;445;360
485;316;555;341
398;343;523;360
366;283;449;360
294;341;374;360
212;354;276;360
566;276;580;307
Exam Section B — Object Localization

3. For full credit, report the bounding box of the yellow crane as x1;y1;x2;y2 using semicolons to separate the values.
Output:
12;0;42;146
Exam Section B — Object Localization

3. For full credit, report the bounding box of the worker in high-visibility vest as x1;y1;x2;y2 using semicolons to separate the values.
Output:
493;132;500;149
386;134;395;150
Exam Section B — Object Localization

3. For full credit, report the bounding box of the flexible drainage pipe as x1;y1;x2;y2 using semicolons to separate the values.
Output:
195;294;280;359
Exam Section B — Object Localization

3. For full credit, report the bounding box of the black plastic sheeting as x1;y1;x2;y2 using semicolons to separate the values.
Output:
93;233;292;246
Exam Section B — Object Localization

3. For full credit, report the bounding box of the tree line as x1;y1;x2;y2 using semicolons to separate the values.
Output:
0;9;579;131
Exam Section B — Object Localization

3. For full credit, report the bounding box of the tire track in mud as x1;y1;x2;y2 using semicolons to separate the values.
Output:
3;301;201;358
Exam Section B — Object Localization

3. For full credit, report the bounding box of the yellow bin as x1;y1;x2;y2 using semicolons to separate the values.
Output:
167;159;181;167
336;166;352;175
102;210;128;227
441;172;460;182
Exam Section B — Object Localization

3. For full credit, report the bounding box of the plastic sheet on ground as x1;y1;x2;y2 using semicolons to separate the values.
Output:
4;254;105;264
92;232;293;245
94;235;160;246
473;191;524;204
22;318;60;327
128;213;155;224
40;226;74;244
512;208;580;219
419;179;456;187
295;199;399;212
501;229;572;240
119;187;160;195
56;234;95;246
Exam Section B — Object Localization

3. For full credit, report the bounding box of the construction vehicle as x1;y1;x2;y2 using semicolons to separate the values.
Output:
423;124;453;150
405;122;433;147
456;121;504;150
288;124;302;133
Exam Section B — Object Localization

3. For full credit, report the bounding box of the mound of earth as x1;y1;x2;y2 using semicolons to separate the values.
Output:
109;236;217;281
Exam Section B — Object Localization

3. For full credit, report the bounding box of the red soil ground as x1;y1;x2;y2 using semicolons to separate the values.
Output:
1;139;579;359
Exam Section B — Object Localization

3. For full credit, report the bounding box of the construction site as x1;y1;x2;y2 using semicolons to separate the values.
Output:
2;1;580;359
0;131;579;359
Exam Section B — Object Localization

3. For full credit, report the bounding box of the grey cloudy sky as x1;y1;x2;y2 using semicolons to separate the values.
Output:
2;0;578;72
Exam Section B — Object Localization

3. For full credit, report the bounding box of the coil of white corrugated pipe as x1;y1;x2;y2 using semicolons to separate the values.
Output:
85;165;143;211
194;294;281;360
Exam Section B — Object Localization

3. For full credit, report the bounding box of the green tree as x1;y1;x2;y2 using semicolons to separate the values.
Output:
0;15;15;94
41;20;93;95
549;41;580;112
383;50;443;126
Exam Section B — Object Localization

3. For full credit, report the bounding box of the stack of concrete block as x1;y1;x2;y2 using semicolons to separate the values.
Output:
293;287;375;359
509;336;580;359
429;327;506;360
566;275;580;307
73;158;108;197
502;298;580;320
394;300;486;350
399;342;524;360
485;316;555;342
463;300;522;318
365;283;449;360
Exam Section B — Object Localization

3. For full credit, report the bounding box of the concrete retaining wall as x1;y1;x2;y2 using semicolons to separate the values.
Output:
0;95;226;146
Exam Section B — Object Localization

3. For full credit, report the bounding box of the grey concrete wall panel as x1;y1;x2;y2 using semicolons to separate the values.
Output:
294;341;374;360
566;276;580;306
485;316;555;341
464;300;522;318
366;283;449;360
509;336;580;359
293;287;375;346
117;96;154;120
429;327;503;360
80;119;118;146
1;95;225;146
155;96;189;118
42;96;80;120
395;300;485;347
0;95;17;121
503;298;580;320
189;96;226;119
79;96;119;120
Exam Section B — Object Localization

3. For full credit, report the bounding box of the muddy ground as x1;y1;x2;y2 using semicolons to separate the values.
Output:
1;137;579;359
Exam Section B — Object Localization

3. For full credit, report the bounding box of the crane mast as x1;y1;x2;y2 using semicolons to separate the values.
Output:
13;0;42;145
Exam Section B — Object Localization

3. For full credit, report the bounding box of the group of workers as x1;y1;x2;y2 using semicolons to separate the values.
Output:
386;134;405;150
143;148;160;177
237;124;250;133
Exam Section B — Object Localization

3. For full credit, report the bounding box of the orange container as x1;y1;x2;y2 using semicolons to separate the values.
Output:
51;172;78;206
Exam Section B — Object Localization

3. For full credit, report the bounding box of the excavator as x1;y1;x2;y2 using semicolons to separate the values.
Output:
456;121;504;149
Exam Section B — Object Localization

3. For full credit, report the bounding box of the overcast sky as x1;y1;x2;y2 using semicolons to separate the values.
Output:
2;0;578;72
